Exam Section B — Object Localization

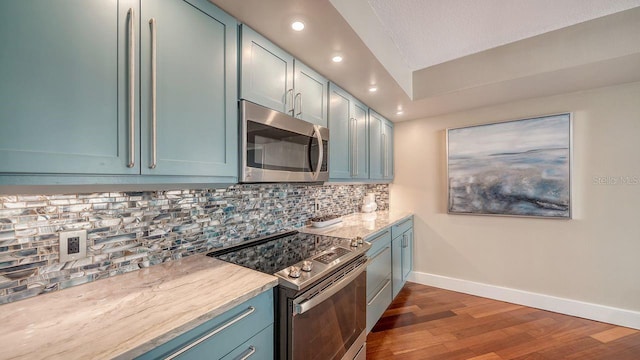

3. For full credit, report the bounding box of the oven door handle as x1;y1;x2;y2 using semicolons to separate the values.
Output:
293;259;369;315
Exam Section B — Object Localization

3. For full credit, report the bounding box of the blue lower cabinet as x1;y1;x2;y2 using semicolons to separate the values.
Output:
366;278;392;334
136;290;274;360
365;229;392;333
391;217;414;298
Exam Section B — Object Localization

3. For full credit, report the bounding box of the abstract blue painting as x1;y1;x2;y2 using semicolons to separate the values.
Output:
447;114;571;218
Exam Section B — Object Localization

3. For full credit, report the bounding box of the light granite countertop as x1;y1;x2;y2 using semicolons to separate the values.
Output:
301;210;413;239
0;255;278;360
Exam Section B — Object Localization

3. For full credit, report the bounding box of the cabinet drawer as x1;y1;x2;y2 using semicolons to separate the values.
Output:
365;229;391;256
366;278;392;334
137;290;274;360
391;217;413;238
220;323;273;360
366;246;391;300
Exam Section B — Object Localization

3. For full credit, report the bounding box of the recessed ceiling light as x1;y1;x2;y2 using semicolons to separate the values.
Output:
369;86;378;92
291;21;305;31
332;55;343;63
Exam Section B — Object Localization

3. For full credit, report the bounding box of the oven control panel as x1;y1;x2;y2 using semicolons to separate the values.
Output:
276;238;370;290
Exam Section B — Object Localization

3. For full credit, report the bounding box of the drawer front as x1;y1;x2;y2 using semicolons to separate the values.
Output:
391;216;413;239
365;229;391;256
137;290;274;360
220;323;274;360
366;278;392;334
366;246;391;300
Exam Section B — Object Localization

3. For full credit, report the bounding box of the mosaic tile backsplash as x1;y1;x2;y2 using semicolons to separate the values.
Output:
0;183;388;304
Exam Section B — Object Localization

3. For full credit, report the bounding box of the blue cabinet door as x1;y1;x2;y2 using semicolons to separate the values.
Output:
0;0;139;175
294;60;328;127
369;110;384;180
240;25;294;115
139;0;237;177
353;101;369;179
391;234;403;299
328;83;369;180
382;119;394;180
402;228;413;283
328;84;352;179
369;109;393;181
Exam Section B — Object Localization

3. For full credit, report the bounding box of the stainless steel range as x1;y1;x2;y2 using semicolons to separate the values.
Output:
208;231;371;360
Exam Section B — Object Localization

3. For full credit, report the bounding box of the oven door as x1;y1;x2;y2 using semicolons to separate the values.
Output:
241;100;329;183
290;259;367;360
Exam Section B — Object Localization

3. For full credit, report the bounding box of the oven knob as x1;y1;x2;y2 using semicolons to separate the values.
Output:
301;260;313;272
356;236;364;245
288;266;301;278
350;238;359;247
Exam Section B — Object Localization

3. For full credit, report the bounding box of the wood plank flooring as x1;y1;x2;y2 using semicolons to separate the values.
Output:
366;282;640;359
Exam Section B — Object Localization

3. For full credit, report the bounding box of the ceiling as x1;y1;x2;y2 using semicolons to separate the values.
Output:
209;0;640;122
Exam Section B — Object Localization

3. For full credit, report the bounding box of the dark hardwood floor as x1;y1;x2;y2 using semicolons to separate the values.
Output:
366;282;640;359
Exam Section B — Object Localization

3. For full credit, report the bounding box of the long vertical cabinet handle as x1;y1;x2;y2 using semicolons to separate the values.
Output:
350;118;356;177
149;18;157;169
287;89;294;115
382;133;387;178
127;8;136;168
295;93;302;118
352;118;358;176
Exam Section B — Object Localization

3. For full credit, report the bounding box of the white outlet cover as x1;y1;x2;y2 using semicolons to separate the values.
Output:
59;229;87;263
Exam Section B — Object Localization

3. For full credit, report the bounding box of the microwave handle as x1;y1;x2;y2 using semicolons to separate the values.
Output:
312;125;323;181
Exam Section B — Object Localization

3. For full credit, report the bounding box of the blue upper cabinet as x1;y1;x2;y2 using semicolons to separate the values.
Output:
369;109;394;181
240;25;328;127
0;0;139;175
240;25;294;115
328;84;352;179
0;0;237;183
139;0;237;177
293;61;328;127
353;101;369;179
328;83;368;180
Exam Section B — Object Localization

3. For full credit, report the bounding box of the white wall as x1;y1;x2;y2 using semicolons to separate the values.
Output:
391;82;640;314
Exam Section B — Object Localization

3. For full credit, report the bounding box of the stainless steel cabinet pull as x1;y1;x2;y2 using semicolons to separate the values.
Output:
350;118;356;177
149;18;157;169
367;279;391;306
383;133;388;178
402;234;407;248
164;306;256;360
396;218;411;227
369;230;389;243
127;8;136;168
294;92;302;117
235;345;256;360
353;118;358;176
286;89;294;115
370;246;390;262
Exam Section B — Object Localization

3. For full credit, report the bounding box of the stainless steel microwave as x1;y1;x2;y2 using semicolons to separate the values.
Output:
240;100;329;183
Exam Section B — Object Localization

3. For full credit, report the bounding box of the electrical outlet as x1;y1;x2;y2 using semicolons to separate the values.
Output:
59;230;87;262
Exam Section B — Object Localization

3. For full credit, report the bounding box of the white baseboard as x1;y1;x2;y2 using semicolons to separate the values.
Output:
409;271;640;330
